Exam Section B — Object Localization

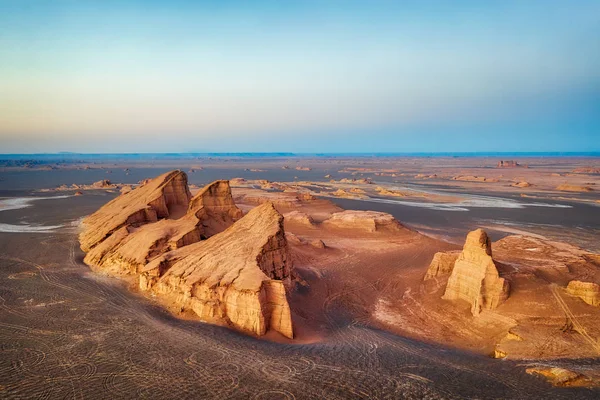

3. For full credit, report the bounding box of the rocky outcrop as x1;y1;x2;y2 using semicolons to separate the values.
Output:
526;367;589;387
442;229;510;315
566;281;600;306
323;210;404;233
284;211;315;227
556;184;593;192
80;170;191;252
497;160;520;168
511;181;531;188
424;251;460;280
83;179;243;276
80;172;293;338
139;202;294;338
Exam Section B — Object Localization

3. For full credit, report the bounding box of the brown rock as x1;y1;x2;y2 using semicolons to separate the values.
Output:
284;211;315;227
442;229;509;315
92;179;112;188
511;181;531;188
83;179;242;276
526;367;589;387
497;160;520;168
424;251;460;280
566;280;600;306
556;184;593;192
80;170;191;252
323;210;404;233
140;202;294;338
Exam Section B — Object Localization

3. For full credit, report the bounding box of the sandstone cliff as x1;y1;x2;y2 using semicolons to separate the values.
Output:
567;280;600;306
442;229;509;315
139;202;294;338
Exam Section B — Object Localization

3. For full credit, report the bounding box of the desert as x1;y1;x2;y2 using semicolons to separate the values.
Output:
1;154;599;398
1;2;599;398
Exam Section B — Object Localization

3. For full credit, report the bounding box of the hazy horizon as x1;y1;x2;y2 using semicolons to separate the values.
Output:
1;1;599;153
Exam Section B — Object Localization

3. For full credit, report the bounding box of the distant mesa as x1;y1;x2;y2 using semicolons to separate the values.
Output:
79;170;293;338
295;166;311;171
497;160;525;168
322;210;404;233
429;229;510;315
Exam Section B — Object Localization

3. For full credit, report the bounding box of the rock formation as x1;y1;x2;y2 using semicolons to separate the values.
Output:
80;170;191;252
526;367;589;387
567;281;600;306
497;160;520;168
79;171;293;338
323;210;404;233
139;202;294;338
424;251;460;280
442;229;510;315
556;184;594;192
284;211;315;227
83;179;243;275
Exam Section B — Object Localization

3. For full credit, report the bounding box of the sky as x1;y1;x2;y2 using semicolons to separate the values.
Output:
0;0;599;153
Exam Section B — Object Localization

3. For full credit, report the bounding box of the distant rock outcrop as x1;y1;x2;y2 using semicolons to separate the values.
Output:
140;202;294;338
566;280;600;306
442;229;510;315
556;184;593;192
79;171;292;338
323;210;404;233
497;160;521;168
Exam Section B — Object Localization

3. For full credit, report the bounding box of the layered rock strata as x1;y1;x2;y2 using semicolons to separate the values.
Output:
80;171;293;338
442;229;510;315
139;202;294;338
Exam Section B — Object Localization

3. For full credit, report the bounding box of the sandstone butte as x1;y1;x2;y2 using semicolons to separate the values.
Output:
438;229;510;316
79;170;294;338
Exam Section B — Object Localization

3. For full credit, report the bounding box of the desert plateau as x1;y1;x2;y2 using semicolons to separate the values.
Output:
0;154;599;398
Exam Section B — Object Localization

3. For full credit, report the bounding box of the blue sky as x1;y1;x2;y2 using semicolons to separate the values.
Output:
0;0;599;153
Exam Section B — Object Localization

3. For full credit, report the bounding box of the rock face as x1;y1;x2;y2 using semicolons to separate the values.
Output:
79;171;293;338
424;251;460;280
323;211;404;233
80;170;191;252
442;229;510;315
82;179;243;276
139;202;294;338
567;281;600;306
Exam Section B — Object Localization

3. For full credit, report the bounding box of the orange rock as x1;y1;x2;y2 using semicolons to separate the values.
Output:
140;202;294;338
442;229;510;315
424;251;460;280
323;210;404;233
566;280;600;306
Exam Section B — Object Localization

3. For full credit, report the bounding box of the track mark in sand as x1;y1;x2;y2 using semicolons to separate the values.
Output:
550;284;600;354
